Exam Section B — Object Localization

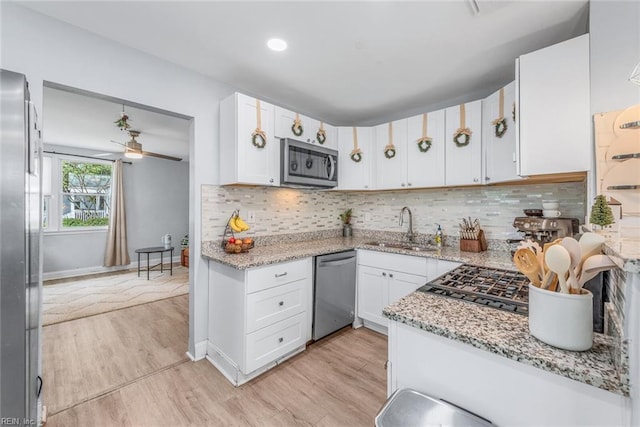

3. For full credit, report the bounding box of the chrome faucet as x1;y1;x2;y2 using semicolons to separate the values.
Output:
399;207;415;243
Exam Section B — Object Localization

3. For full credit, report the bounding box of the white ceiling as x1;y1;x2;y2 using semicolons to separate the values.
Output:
23;1;589;127
43;85;191;160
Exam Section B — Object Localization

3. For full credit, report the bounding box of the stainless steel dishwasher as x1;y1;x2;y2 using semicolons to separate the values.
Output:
313;250;356;341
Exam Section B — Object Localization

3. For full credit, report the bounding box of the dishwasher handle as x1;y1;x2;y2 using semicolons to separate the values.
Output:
317;256;356;268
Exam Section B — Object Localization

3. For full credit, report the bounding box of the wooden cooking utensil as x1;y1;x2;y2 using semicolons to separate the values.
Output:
545;245;571;294
578;255;617;287
513;248;542;287
561;237;581;291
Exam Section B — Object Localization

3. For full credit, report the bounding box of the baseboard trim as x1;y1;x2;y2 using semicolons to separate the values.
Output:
44;255;181;280
187;340;208;361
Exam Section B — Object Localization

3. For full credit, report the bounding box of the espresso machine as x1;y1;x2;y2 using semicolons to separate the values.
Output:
512;217;580;246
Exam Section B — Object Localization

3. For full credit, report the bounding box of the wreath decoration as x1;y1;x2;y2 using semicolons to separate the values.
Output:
350;149;362;163
453;128;472;147
384;146;396;159
291;122;304;136
492;117;507;138
252;131;267;149
292;113;304;136
416;137;432;153
316;129;326;144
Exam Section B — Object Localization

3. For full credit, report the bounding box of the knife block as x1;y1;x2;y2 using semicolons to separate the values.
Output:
460;230;488;253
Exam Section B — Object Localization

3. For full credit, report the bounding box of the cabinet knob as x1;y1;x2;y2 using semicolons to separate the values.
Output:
364;185;369;189
382;272;387;277
473;178;479;183
278;337;284;343
275;272;288;278
279;301;284;306
269;178;274;183
485;177;490;181
389;273;394;278
407;183;412;187
401;183;405;187
307;138;311;143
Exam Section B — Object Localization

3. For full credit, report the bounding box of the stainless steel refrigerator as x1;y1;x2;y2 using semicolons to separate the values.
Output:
1;69;43;424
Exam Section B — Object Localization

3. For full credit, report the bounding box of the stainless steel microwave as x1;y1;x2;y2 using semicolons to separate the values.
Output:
281;138;338;188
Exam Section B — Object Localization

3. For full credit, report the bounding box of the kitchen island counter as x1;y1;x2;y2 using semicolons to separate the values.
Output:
383;289;629;396
202;236;515;270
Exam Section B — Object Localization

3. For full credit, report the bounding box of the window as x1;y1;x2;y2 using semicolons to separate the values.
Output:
43;154;113;231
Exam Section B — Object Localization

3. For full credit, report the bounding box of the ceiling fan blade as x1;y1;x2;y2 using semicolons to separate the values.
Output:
142;150;182;162
111;140;126;147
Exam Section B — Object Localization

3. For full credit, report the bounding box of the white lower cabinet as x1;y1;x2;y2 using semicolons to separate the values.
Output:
356;250;461;333
207;258;312;386
388;321;627;426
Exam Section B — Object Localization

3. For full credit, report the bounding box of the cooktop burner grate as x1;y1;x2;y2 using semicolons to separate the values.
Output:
417;264;530;315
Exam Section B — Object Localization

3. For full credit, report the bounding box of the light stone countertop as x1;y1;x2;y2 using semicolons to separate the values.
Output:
201;236;516;270
595;223;640;274
201;233;628;397
383;291;629;396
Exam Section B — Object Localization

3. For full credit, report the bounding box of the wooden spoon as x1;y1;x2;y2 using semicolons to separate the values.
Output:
578;232;605;270
561;237;581;291
545;245;571;294
578;255;617;287
513;248;542;287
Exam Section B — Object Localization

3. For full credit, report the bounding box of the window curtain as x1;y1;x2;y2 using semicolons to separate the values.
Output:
104;159;130;266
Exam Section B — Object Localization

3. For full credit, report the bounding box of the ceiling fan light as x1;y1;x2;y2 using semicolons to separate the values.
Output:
124;150;143;159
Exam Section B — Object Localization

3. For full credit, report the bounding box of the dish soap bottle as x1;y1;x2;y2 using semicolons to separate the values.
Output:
435;224;443;248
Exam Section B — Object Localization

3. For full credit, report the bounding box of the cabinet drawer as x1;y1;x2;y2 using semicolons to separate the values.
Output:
247;258;311;293
246;279;307;333
357;250;427;276
245;312;307;374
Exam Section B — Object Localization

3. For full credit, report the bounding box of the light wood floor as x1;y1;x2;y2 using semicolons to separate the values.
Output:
44;295;387;426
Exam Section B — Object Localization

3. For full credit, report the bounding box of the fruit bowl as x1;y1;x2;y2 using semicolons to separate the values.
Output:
223;239;254;254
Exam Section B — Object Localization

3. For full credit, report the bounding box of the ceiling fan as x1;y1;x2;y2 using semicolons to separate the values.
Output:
111;130;182;162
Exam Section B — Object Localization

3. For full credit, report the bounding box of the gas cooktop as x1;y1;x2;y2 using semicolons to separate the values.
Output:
418;264;530;315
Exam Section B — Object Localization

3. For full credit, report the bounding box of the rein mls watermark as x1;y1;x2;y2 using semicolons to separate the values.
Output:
1;418;37;425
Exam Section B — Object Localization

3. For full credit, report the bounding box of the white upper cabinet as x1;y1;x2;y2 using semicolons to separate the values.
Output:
220;92;279;186
406;109;446;188
374;119;408;190
274;107;337;149
517;34;590;176
483;81;520;184
337;126;374;190
445;100;483;186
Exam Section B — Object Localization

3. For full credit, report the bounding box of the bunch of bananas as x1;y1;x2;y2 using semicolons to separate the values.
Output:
229;212;250;233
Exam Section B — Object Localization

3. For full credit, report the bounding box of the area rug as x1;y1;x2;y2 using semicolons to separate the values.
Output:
43;265;188;325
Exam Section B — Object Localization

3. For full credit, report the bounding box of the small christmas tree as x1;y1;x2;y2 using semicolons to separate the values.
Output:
589;195;614;228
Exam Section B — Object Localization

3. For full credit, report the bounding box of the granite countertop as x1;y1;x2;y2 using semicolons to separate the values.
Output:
383;291;629;397
595;223;640;274
201;236;516;270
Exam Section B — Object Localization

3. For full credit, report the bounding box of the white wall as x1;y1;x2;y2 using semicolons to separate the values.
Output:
1;3;232;359
589;0;640;115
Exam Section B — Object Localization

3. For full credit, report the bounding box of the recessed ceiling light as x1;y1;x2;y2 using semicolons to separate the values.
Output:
267;38;287;52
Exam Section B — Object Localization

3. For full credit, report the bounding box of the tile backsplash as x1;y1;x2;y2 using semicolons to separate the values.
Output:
202;181;586;243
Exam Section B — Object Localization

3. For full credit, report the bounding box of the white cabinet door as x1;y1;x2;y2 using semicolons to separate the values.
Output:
445;100;483;186
220;93;279;186
374;119;408;190
406;109;446;188
388;271;426;305
338;126;374;190
275;106;308;141
483;81;520;184
518;34;590;176
357;265;388;325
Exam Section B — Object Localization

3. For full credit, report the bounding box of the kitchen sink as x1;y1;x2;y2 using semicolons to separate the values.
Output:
364;241;438;252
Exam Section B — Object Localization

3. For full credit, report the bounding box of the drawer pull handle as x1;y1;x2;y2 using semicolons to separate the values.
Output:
278;301;284;306
389;273;394;278
278;337;284;343
382;272;387;277
275;272;288;278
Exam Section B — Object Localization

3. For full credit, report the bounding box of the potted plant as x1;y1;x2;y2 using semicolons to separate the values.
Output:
339;208;353;237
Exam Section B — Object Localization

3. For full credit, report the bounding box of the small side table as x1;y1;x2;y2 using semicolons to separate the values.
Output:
135;246;174;280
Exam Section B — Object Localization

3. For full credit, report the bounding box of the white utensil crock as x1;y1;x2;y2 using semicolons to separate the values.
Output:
528;284;593;351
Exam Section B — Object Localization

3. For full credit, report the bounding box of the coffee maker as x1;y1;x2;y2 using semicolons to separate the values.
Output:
512;217;580;246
